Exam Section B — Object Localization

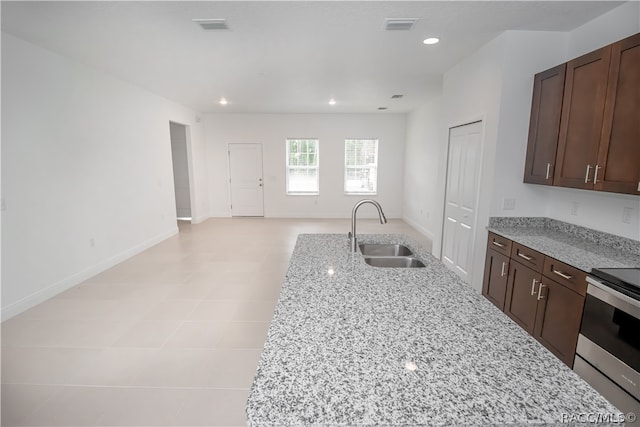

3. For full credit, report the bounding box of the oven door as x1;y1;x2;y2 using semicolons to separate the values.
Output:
578;278;640;401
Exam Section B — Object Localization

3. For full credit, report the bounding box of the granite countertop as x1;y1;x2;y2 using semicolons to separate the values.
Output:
487;218;640;272
246;233;620;426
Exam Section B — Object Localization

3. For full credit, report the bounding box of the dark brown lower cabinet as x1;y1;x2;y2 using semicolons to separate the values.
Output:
533;278;585;367
482;233;586;368
482;249;510;310
504;261;540;334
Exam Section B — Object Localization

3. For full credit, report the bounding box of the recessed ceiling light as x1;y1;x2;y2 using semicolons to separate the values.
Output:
378;107;388;110
219;97;228;105
328;99;337;106
391;94;404;99
423;37;440;45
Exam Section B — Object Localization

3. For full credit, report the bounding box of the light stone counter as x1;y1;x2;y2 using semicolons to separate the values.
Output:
487;217;640;272
246;233;621;426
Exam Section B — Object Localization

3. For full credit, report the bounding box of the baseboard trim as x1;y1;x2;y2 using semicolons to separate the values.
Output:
1;227;179;322
265;212;403;219
402;215;435;241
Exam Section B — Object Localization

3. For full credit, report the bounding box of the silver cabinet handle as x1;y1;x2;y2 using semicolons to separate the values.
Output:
518;253;533;261
537;283;546;300
546;163;552;180
593;165;600;184
501;262;507;277
531;279;538;296
552;269;572;280
492;241;505;248
584;164;592;183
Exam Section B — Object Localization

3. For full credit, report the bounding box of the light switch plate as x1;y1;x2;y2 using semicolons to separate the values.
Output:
622;207;634;224
502;198;516;210
571;202;580;216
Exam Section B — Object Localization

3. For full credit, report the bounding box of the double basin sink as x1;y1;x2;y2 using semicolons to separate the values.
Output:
359;243;425;268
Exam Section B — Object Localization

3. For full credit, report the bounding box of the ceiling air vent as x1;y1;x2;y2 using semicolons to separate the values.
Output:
384;18;418;31
193;19;229;31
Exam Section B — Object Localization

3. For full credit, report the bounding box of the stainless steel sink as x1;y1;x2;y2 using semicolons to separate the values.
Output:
359;244;413;257
363;256;425;268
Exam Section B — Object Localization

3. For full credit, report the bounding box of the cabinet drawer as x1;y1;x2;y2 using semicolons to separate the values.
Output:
543;258;587;296
487;232;512;256
511;243;545;273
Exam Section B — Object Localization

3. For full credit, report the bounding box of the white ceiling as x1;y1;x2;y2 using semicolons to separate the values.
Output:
1;1;625;114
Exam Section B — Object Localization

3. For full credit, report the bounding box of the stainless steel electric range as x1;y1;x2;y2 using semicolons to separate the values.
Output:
574;267;640;422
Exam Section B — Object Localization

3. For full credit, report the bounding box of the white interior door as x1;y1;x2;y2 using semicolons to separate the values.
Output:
228;143;264;217
441;121;483;283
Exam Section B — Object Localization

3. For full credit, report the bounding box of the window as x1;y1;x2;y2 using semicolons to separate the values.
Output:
344;139;378;194
286;139;319;195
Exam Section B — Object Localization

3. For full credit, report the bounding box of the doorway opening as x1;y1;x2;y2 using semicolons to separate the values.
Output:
169;121;194;223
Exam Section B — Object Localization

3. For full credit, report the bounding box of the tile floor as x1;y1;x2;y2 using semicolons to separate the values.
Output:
1;218;431;426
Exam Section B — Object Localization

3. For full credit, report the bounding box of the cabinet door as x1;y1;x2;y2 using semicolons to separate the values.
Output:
504;261;541;334
596;33;640;195
482;249;510;310
523;64;566;185
554;46;612;189
533;278;585;368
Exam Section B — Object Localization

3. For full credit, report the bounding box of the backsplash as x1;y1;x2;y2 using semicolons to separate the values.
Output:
489;217;640;256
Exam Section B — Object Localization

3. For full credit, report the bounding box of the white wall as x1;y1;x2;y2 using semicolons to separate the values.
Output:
204;113;407;219
439;30;575;292
1;33;207;320
440;33;507;290
490;31;568;218
430;5;640;292
402;94;444;243
545;2;640;240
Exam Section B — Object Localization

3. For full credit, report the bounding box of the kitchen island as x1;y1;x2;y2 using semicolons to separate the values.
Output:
247;233;621;426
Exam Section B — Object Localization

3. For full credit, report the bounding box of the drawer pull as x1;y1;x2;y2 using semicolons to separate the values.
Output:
552;269;572;280
537;283;546;300
501;262;507;277
531;279;538;296
518;252;533;261
492;241;505;248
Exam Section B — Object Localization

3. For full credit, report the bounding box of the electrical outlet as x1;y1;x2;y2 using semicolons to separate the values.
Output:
571;202;580;216
89;238;95;248
622;207;634;224
502;198;516;210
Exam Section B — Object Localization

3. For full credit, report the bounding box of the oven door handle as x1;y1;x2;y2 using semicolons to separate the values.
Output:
586;277;640;317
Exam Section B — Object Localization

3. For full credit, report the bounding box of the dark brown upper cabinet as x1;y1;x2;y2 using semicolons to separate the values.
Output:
595;33;640;195
523;64;566;185
554;46;612;190
523;32;640;196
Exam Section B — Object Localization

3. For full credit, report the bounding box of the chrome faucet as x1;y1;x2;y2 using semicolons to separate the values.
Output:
349;199;387;252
